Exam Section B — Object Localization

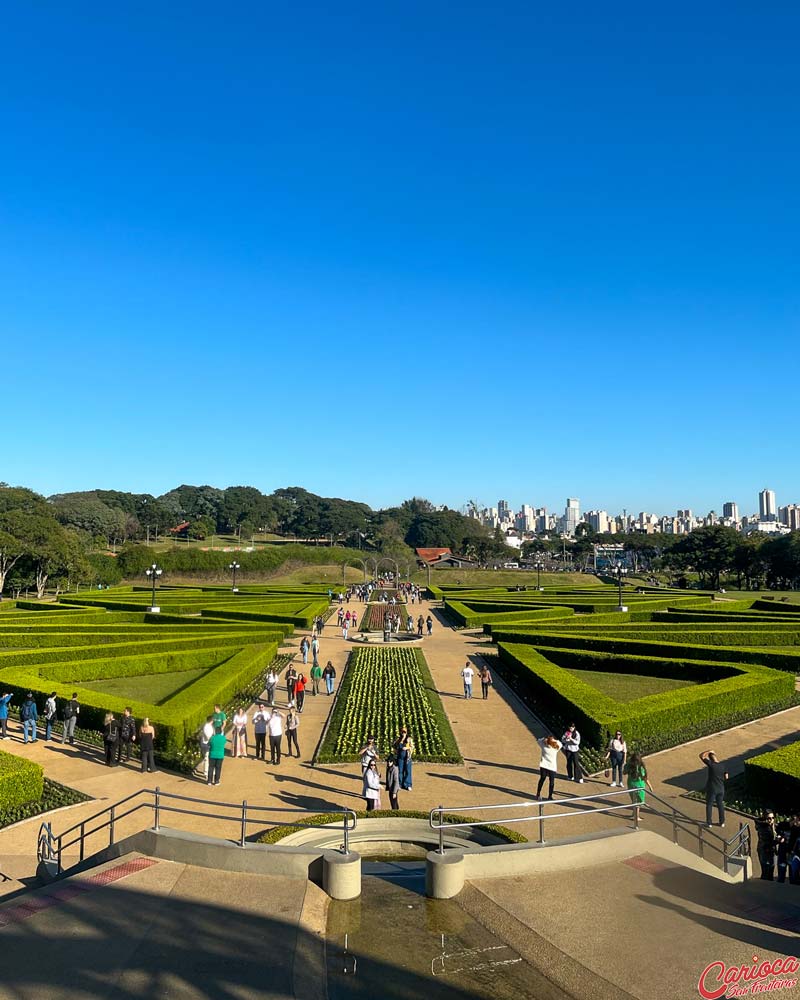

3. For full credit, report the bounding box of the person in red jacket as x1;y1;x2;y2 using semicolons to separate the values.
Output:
295;673;307;713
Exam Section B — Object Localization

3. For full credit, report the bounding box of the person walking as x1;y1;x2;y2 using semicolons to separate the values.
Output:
207;726;226;786
310;662;322;695
604;731;627;787
139;718;156;773
323;661;336;696
285;666;298;705
295;673;306;713
363;759;382;811
417;615;424;637
426;615;433;636
103;712;120;766
0;691;12;740
755;810;778;880
300;636;309;665
461;662;474;699
286;709;300;758
535;735;562;800
61;693;80;745
197;715;215;780
21;692;39;743
311;636;320;668
268;708;283;764
386;755;400;810
253;704;269;761
342;618;349;640
44;691;58;741
117;707;137;763
232;707;248;758
562;723;583;783
699;750;728;828
266;668;278;707
624;751;653;824
479;665;492;700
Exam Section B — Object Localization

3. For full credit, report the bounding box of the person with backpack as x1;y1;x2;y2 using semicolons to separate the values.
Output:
103;712;120;766
44;691;58;741
117;707;137;763
0;691;12;740
20;692;38;744
61;693;80;745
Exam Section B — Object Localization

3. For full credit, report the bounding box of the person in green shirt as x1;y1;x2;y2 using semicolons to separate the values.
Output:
212;704;227;730
310;663;323;695
207;726;226;786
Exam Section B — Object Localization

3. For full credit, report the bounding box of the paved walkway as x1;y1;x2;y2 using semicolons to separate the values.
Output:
1;596;799;895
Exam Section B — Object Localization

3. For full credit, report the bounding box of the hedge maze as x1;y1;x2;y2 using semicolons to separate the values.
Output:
0;585;329;757
436;583;800;789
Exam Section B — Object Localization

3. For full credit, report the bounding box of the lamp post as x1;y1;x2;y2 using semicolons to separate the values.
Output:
229;561;240;593
535;559;544;591
613;564;628;612
145;563;163;613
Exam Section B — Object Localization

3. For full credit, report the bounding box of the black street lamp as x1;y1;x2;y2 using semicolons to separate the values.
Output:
229;561;240;593
145;563;163;613
534;559;544;591
612;563;628;611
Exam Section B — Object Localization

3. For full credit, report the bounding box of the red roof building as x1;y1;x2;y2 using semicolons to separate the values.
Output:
415;547;452;562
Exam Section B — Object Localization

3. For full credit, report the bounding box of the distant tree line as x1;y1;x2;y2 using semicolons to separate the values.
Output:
0;484;512;593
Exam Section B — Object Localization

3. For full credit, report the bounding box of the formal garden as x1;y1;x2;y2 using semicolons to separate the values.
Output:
0;584;330;822
434;582;800;801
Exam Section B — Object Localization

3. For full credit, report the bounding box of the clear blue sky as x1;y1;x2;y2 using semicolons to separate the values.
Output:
2;2;798;517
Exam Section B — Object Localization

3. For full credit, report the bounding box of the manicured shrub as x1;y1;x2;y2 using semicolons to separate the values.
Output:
744;741;800;803
0;750;44;810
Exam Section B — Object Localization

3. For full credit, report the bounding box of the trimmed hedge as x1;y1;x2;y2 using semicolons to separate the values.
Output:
256;810;527;845
496;641;795;755
0;750;44;810
744;741;800;803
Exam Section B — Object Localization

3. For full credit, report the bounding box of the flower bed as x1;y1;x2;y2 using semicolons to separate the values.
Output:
315;646;461;763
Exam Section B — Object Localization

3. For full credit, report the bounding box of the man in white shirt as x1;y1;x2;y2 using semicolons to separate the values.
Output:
268;709;284;765
198;716;215;780
461;662;475;700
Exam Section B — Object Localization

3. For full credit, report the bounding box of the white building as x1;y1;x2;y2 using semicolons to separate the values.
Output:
759;489;777;522
564;498;580;537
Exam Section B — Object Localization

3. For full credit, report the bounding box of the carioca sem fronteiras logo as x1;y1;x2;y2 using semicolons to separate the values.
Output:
698;955;799;998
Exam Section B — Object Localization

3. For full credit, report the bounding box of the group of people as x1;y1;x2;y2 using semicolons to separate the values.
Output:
460;662;492;699
102;709;157;772
358;727;414;810
196;701;301;784
755;811;800;883
0;689;82;744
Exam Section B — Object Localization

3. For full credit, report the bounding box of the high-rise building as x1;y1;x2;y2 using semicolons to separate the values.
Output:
759;489;777;522
586;510;612;534
723;501;739;521
498;500;511;523
565;498;580;536
779;504;800;531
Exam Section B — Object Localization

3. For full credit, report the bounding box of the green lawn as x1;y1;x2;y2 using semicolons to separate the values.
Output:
80;666;211;705
564;667;698;703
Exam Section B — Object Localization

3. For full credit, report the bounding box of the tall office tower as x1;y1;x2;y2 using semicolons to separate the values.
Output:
565;498;580;536
498;499;511;522
723;502;739;521
759;489;777;522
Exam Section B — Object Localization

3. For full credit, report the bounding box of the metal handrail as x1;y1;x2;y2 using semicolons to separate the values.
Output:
429;787;751;879
49;787;357;875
